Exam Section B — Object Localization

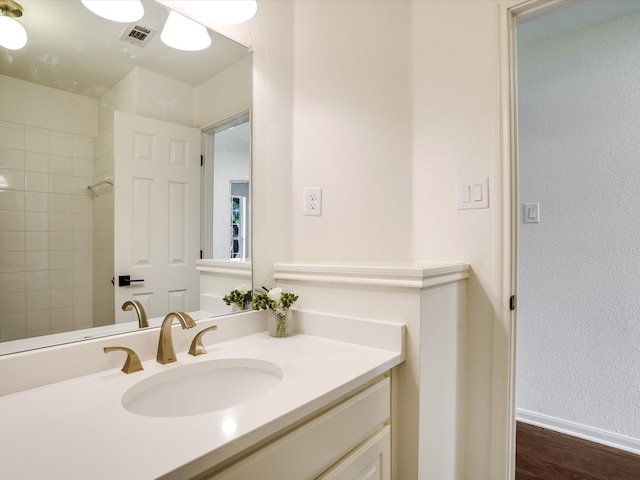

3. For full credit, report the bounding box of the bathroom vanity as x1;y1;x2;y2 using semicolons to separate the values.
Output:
0;311;404;479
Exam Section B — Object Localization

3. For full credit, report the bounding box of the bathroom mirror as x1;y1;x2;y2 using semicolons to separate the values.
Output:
0;0;252;355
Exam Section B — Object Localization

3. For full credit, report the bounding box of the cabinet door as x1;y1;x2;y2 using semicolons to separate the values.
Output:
318;426;390;480
210;378;390;480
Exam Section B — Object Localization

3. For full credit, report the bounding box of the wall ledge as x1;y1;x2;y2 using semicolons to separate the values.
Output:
274;261;469;289
196;259;252;278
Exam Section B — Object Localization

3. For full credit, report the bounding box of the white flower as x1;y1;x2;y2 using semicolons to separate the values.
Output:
267;287;282;303
235;284;249;294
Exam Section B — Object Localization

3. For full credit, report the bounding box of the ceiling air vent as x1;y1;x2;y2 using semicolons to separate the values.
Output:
119;24;156;47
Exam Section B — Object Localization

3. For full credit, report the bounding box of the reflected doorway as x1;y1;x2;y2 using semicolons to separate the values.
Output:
202;114;251;260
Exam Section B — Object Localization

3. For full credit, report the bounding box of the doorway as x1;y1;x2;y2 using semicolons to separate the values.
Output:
512;0;640;474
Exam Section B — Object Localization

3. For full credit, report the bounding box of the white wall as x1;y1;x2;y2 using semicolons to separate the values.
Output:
213;150;250;259
161;0;516;478
195;56;251;128
517;13;640;443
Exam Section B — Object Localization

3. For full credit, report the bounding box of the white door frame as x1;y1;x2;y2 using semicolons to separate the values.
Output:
494;0;568;478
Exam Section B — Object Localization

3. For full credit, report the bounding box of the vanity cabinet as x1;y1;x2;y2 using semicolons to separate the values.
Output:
208;376;391;480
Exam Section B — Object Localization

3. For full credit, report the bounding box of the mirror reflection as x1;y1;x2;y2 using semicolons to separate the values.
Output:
0;0;252;355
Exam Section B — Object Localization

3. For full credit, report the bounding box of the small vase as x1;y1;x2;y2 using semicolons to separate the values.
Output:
267;309;293;337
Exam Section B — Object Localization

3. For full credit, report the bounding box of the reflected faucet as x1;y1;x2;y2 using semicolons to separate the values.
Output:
121;300;148;328
157;312;196;364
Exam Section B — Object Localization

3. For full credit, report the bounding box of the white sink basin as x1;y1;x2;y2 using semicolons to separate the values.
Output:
121;358;283;417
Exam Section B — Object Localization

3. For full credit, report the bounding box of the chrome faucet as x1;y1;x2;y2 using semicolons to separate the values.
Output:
157;312;196;364
121;300;148;328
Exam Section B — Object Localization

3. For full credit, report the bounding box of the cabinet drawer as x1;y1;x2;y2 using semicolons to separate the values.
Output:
212;377;390;480
317;425;390;480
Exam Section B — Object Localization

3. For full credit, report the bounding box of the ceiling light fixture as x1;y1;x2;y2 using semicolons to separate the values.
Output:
81;0;144;23
160;10;211;52
0;0;27;50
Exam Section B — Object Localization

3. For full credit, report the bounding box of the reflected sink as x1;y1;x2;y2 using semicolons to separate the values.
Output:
122;358;283;417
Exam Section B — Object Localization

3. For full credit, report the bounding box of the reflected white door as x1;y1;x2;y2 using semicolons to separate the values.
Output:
114;111;200;323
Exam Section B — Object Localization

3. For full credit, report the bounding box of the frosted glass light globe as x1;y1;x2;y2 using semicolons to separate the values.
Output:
0;16;27;50
161;10;211;51
81;0;144;23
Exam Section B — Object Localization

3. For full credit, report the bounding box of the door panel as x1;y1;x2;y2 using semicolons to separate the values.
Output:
114;111;200;323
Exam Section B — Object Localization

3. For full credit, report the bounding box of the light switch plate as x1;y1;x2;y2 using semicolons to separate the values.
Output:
523;203;540;223
457;177;489;210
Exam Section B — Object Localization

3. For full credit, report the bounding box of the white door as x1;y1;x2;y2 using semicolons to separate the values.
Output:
114;111;201;323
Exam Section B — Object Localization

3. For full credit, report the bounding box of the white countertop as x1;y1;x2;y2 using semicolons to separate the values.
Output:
0;326;403;479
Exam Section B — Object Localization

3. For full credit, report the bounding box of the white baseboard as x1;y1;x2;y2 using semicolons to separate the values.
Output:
516;408;640;455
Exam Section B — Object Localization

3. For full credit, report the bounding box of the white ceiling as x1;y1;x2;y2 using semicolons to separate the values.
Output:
0;0;250;98
518;0;640;47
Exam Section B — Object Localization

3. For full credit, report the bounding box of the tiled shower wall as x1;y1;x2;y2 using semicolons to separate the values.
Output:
0;120;95;341
92;127;114;327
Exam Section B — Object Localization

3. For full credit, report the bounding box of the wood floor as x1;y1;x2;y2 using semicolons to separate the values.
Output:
516;422;640;480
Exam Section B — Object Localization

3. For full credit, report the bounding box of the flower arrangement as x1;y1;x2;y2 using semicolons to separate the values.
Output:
253;286;299;337
222;284;253;311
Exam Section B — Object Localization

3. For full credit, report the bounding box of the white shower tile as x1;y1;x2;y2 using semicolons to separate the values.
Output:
25;251;49;271
50;251;72;270
50;135;73;157
73;213;92;232
25;192;49;212
50;130;71;139
0;190;24;211
50;288;72;309
25;271;49;291
0;272;25;293
50;194;72;213
50;307;73;328
26;309;50;332
50;174;72;194
72;195;92;214
0;251;25;272
93;231;112;250
26;125;48;135
26;290;50;311
25;212;49;232
50;232;72;251
73;139;94;160
50;269;72;289
50;213;72;232
73;287;92;306
0;147;25;170
0;292;25;314
73;158;93;178
0;312;26;335
50;155;73;175
94;153;113;178
26;232;48;251
0;169;25;191
94;250;113;270
25;131;49;154
94;129;112;158
0;126;25;151
0;231;24;251
72;232;92;250
73;305;92;325
73;268;92;288
24;171;50;193
0;120;24;130
0;211;24;231
25;152;49;173
73;250;92;269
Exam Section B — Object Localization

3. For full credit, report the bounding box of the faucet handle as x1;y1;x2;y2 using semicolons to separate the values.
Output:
188;325;218;356
104;346;144;374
